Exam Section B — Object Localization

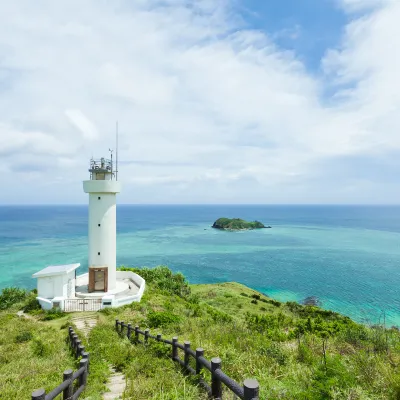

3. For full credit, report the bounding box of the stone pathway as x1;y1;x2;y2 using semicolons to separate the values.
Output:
71;313;126;400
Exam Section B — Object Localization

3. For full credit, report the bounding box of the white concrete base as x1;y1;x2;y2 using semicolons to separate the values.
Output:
75;279;131;299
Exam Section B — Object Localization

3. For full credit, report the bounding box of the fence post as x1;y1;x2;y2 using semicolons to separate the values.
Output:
184;341;191;370
78;344;85;357
120;321;125;334
243;379;259;400
79;359;88;387
72;334;78;353
115;319;119;332
135;325;139;342
144;329;149;344
157;334;162;342
82;351;90;373
196;348;204;375
75;339;82;358
32;388;46;400
127;323;132;339
211;357;222;399
63;369;73;400
172;337;178;360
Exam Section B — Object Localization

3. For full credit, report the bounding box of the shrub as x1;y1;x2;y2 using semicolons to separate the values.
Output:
31;338;49;357
205;305;233;323
251;294;261;300
15;331;33;343
261;343;287;365
240;292;249;297
147;311;181;328
41;308;65;321
119;266;191;298
23;293;41;313
251;299;258;305
0;287;27;310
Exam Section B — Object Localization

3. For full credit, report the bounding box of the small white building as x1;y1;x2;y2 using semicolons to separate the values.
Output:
32;152;145;312
32;263;80;310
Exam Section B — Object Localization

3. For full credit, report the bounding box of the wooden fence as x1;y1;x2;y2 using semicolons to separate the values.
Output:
115;319;260;400
31;327;90;400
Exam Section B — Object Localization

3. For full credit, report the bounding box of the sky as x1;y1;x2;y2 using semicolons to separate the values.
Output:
0;0;400;204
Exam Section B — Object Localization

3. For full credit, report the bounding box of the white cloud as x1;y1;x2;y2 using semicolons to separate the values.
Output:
0;0;399;203
65;109;98;141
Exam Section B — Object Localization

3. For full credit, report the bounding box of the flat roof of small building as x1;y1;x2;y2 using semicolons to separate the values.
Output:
32;263;81;278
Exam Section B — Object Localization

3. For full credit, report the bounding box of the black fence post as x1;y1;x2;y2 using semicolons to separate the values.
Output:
184;341;191;370
75;339;82;358
127;323;132;339
172;337;178;360
78;344;85;357
82;351;90;373
157;334;162;341
120;321;125;334
243;379;259;400
63;369;73;400
79;359;88;387
115;319;119;332
32;388;46;400
135;325;139;342
211;357;222;399
72;334;78;353
196;348;204;375
144;329;149;344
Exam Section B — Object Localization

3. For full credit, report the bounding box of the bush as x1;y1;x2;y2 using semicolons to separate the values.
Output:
23;293;41;313
41;308;65;321
147;311;181;328
251;299;258;305
261;343;287;365
252;294;261;300
119;266;191;298
205;305;233;323
31;338;49;357
0;287;27;310
15;331;33;343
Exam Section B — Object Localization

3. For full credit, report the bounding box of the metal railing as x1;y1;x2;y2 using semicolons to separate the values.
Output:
115;319;260;400
31;327;90;400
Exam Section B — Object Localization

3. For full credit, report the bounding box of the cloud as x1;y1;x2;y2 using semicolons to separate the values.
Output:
65;109;98;141
0;0;399;203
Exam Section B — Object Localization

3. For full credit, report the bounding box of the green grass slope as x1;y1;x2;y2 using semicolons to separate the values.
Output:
0;289;109;400
94;266;400;400
2;267;400;399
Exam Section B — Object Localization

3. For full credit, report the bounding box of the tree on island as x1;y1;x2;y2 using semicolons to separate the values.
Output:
212;218;271;231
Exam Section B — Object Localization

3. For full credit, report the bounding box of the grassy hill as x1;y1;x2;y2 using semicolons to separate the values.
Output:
1;267;400;399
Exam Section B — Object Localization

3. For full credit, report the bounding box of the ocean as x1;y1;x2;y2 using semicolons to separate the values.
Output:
1;205;400;326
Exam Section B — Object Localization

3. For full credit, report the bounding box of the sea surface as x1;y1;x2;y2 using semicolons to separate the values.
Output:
1;205;400;326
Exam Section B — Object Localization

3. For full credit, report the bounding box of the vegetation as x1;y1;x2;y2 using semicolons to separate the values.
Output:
2;266;400;399
0;289;109;399
212;217;268;230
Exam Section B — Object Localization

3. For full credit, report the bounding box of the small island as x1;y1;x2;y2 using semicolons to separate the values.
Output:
212;217;271;231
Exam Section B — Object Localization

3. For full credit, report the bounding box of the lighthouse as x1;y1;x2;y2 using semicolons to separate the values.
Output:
83;156;121;292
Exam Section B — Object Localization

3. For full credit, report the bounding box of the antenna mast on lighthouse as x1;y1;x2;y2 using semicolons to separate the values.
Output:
116;121;119;181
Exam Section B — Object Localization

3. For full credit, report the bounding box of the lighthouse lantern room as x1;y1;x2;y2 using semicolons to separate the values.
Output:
83;156;121;292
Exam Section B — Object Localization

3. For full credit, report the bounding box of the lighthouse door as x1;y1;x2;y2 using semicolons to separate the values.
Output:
94;270;105;291
88;266;108;292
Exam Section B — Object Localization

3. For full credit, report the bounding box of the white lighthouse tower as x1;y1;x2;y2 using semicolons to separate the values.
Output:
83;156;121;292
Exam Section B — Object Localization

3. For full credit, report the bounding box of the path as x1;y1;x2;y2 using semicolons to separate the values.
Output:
71;313;126;400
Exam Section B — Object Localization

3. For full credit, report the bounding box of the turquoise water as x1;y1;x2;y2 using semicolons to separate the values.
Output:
1;205;400;326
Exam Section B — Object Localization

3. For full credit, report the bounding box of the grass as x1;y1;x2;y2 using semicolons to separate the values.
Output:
2;267;400;399
94;266;400;400
0;290;110;400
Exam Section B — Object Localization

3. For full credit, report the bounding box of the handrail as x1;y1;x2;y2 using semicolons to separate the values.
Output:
31;327;90;400
116;319;260;399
